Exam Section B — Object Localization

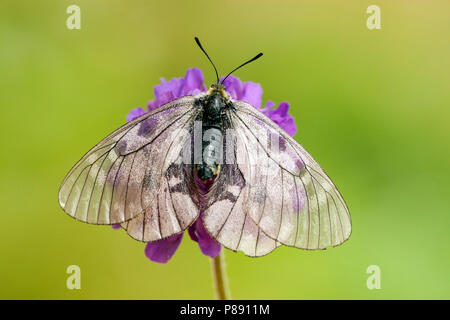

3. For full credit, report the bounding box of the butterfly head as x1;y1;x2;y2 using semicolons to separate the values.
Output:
194;36;263;120
208;83;228;97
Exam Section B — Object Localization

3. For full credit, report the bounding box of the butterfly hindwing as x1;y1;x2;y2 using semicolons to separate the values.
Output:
122;162;199;242
202;164;280;257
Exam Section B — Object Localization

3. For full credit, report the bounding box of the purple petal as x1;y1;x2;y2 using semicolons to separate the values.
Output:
275;102;289;117
241;81;263;108
181;68;207;95
146;99;159;111
145;233;183;264
262;100;275;111
189;216;221;258
126;107;146;122
221;75;263;109
112;224;121;229
280;117;297;136
153;78;182;107
148;69;207;110
158;91;176;106
263;102;297;136
265;102;288;121
187;225;198;242
221;75;243;100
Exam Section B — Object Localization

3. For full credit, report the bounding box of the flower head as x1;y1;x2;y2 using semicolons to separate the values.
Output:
120;68;297;263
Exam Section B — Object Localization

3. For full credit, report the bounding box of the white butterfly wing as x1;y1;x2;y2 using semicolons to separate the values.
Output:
121;162;200;242
229;100;351;250
58;96;201;237
202;163;281;257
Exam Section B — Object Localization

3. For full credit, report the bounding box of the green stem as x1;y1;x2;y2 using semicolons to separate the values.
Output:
210;250;230;300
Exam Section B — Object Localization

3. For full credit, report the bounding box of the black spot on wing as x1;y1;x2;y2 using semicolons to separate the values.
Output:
138;118;158;137
115;140;128;154
166;162;184;179
208;164;246;205
218;191;238;203
166;163;196;196
169;183;185;194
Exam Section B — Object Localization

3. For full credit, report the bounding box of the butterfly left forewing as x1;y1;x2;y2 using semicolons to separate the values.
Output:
58;95;200;227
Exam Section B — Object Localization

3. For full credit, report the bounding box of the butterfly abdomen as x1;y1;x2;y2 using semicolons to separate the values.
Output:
195;125;222;181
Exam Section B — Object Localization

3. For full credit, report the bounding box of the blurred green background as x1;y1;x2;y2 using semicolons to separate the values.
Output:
0;0;449;299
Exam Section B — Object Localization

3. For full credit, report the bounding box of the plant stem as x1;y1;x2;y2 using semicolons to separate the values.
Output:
210;250;230;300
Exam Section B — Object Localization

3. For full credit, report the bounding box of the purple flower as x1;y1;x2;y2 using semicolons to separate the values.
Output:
120;68;297;263
126;107;146;122
188;213;221;258
261;101;297;136
145;233;184;264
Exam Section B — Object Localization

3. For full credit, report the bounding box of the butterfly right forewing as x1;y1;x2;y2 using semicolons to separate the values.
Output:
230;100;351;250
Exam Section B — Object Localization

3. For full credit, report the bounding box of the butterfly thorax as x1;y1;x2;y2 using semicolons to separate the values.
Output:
194;86;230;182
202;84;229;122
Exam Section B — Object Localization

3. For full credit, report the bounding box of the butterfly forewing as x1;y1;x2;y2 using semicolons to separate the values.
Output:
58;96;200;228
229;100;351;250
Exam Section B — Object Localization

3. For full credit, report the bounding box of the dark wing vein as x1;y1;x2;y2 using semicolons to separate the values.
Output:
215;189;244;238
124;152;138;220
86;150;110;222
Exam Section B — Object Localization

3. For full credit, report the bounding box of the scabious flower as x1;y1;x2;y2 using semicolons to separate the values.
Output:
117;68;297;263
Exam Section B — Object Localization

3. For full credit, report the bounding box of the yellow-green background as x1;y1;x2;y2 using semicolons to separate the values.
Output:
1;0;449;299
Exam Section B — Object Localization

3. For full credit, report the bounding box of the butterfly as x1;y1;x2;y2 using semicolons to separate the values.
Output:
58;37;351;257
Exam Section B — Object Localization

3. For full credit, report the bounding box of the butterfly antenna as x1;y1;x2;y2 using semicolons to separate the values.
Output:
221;52;263;85
195;37;219;85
